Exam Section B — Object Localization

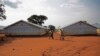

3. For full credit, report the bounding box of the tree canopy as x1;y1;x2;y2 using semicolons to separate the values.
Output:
0;2;6;20
48;25;56;31
27;15;48;25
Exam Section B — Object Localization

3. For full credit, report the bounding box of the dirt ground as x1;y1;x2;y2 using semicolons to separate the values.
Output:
0;32;100;56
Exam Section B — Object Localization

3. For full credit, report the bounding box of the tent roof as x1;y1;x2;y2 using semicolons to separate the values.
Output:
4;20;48;29
62;21;97;29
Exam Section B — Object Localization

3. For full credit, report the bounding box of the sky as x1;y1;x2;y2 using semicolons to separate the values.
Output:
0;0;100;27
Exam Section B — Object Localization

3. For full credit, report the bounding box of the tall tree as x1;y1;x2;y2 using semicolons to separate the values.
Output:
27;15;48;25
0;0;6;20
48;25;56;31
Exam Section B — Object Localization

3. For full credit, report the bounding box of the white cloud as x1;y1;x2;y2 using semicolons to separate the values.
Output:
0;0;99;27
9;0;17;3
68;0;79;3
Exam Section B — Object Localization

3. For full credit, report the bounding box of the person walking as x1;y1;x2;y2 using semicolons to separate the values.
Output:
51;30;54;39
48;30;54;39
60;29;64;40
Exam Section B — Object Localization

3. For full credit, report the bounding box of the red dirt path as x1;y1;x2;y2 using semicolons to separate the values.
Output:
0;33;100;56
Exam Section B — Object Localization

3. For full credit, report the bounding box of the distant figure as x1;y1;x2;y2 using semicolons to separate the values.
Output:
48;30;54;39
60;29;64;40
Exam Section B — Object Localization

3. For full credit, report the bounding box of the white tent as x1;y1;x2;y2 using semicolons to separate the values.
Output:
62;21;97;36
4;20;48;36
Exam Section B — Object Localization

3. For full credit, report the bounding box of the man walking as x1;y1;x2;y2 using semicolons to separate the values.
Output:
60;29;64;40
49;30;54;39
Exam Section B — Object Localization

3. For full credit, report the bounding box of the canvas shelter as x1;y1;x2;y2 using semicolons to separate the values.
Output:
4;20;48;36
61;21;97;36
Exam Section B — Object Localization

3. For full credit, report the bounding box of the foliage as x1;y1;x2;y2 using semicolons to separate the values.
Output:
48;25;56;31
0;3;6;20
27;15;48;25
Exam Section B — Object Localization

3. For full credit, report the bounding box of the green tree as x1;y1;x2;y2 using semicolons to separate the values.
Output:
0;2;6;20
48;25;56;31
27;15;48;25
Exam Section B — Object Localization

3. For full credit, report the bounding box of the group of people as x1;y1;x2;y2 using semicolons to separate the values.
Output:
48;29;64;40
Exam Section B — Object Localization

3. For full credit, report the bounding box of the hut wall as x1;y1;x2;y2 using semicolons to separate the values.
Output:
4;22;46;36
62;22;97;35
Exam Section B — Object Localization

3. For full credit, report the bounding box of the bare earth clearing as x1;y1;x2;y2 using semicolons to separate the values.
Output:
0;32;100;56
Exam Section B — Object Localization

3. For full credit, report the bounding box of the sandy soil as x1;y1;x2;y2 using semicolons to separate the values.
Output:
0;32;100;56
